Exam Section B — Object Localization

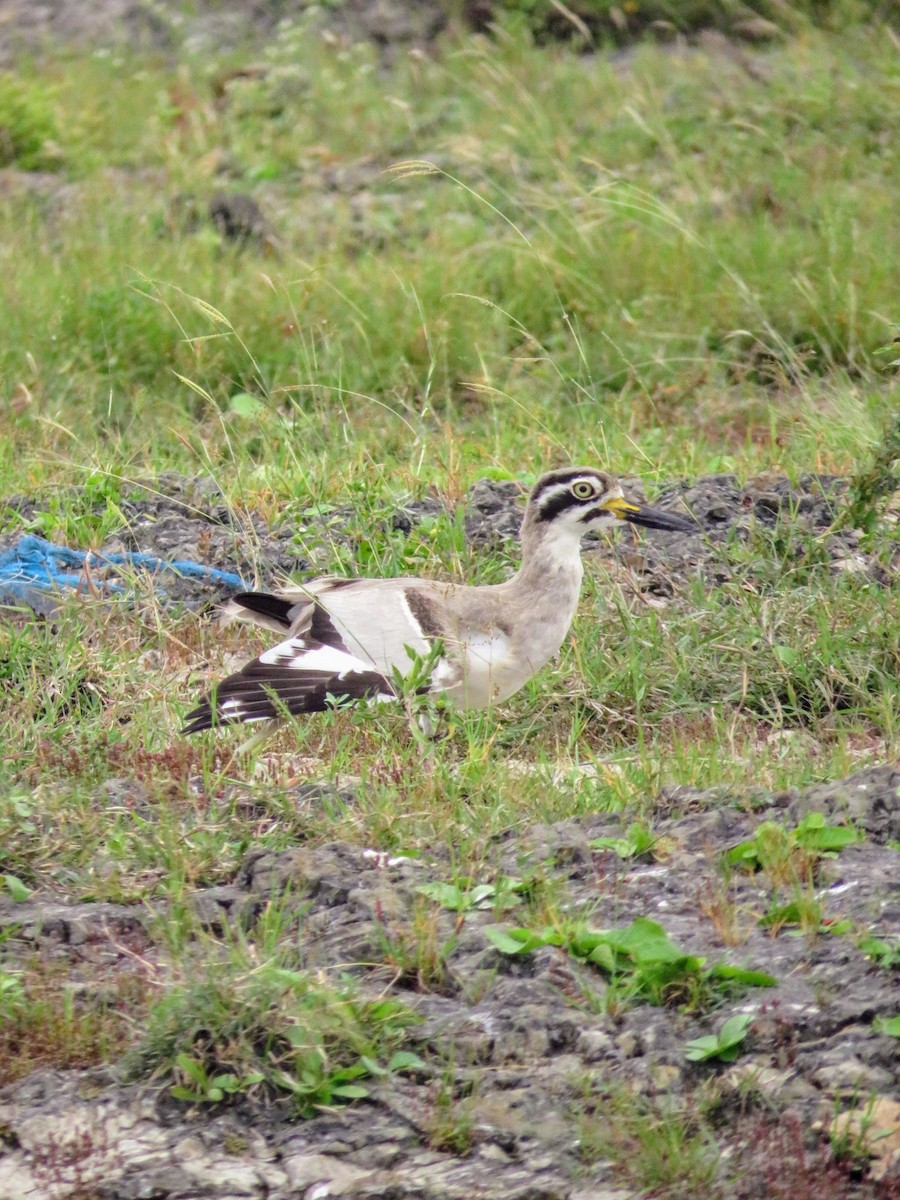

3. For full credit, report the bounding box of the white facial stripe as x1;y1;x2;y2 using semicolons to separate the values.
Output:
535;477;608;523
543;483;570;502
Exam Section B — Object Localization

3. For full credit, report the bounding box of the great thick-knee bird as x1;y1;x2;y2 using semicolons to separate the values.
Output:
182;467;693;734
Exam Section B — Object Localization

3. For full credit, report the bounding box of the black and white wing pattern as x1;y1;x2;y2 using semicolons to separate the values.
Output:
182;590;397;733
181;577;464;733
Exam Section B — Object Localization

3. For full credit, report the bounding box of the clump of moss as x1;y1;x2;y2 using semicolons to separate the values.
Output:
845;404;900;535
0;75;60;169
474;0;888;44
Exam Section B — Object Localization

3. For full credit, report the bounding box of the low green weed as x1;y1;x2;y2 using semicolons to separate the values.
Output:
488;0;869;43
858;935;900;970
590;820;664;861
577;1084;723;1194
574;571;898;744
19;471;126;548
417;874;527;914
844;400;900;538
0;971;26;1021
685;1013;754;1063
827;1090;885;1168
484;916;776;1009
127;953;420;1114
423;1065;477;1155
372;894;461;993
170;1053;265;1104
727;812;861;886
758;894;851;937
0;961;138;1087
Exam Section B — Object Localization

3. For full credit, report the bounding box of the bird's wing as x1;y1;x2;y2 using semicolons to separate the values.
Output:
313;579;451;676
221;578;450;665
181;633;396;733
183;579;460;733
219;579;347;634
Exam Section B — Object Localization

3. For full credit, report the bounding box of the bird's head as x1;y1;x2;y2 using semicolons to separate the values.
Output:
526;467;695;540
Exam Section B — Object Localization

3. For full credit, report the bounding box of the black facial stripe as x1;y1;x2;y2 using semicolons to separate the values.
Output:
535;489;585;523
578;504;608;524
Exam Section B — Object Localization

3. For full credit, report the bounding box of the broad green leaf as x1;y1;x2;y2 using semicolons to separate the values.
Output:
607;917;674;952
685;1013;752;1061
587;943;617;973
332;1063;368;1083
331;1084;370;1099
717;1043;744;1062
726;838;761;868
797;812;826;829
592;823;657;859
417;882;466;910
270;1070;312;1096
859;937;900;968
685;1035;721;1061
174;1054;207;1085
708;964;777;988
717;1013;754;1044
388;1051;427;1072
3;874;30;902
228;391;267;418
821;919;853;936
590;836;634;857
795;814;859;852
773;644;798;666
359;1055;387;1077
483;926;548;955
568;929;607;958
211;1074;239;1092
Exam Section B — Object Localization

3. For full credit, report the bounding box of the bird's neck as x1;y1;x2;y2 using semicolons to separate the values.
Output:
509;518;585;603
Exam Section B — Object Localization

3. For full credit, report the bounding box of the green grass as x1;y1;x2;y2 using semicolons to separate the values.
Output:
1;22;897;488
577;1083;724;1192
123;915;419;1114
0;9;897;1125
0;956;139;1087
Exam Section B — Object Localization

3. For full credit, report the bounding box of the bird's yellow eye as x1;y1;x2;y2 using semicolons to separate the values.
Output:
572;480;595;499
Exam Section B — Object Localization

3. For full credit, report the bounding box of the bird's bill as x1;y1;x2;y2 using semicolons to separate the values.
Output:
602;495;695;532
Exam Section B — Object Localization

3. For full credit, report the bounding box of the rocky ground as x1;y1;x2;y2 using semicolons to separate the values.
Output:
0;0;785;67
1;473;898;1199
2;465;893;610
0;765;898;1198
0;0;451;66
